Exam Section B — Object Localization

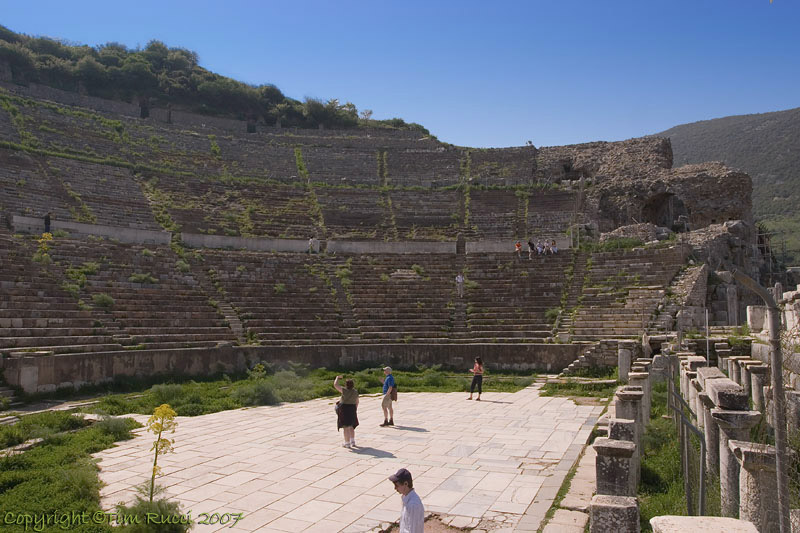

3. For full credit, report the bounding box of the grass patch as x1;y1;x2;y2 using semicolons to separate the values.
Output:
540;379;618;398
0;413;140;533
83;366;537;417
637;381;721;529
639;382;684;528
0;411;87;449
540;367;618;398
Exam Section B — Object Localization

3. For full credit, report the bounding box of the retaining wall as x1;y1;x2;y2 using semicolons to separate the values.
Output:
13;215;171;245
2;343;581;393
467;238;570;254
327;241;456;255
181;233;310;252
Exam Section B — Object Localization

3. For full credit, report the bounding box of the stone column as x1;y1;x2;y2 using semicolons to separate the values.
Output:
618;341;635;382
727;284;739;326
786;391;800;437
594;437;636;497
690;379;704;429
729;440;779;533
748;365;769;412
711;409;762;517
716;345;732;371
615;387;644;455
609;418;639;490
628;372;651;423
698;392;720;474
650;353;669;382
590;495;639;533
738;360;762;401
727;356;749;385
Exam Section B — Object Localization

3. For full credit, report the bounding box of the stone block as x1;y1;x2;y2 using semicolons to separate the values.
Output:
593;437;636;497
590;495;639;533
549;509;589;529
650;516;758;533
747;305;767;333
707;378;748;410
729;440;779;533
696;366;726;388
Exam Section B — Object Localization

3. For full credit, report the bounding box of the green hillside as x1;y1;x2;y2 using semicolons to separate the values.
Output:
0;25;427;133
657;107;800;264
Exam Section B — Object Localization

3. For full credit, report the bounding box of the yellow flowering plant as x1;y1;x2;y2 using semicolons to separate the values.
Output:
147;403;177;502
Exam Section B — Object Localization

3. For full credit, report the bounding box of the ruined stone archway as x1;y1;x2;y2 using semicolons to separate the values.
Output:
642;192;689;231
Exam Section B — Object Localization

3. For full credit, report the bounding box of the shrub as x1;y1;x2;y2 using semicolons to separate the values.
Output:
0;425;25;448
231;381;279;406
61;460;101;501
61;282;80;297
140;248;154;257
32;251;51;264
589;237;645;252
115;497;192;532
175;260;190;273
545;307;560;324
422;370;446;387
273;283;286;293
175;403;203;416
286;361;311;377
129;273;158;284
96;416;133;440
247;362;274;379
92;293;115;307
150;384;183;404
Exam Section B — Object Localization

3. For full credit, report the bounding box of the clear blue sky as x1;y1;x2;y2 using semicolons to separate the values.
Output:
3;0;799;148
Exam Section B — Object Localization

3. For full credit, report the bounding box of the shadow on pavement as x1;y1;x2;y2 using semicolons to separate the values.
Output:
351;447;396;458
388;425;429;432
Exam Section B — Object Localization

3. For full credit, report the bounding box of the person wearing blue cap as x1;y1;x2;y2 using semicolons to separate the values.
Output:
389;468;424;533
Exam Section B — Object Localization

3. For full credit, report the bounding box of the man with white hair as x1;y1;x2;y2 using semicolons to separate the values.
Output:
380;366;396;426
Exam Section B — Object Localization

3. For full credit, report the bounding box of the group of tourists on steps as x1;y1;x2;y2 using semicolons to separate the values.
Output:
516;238;558;259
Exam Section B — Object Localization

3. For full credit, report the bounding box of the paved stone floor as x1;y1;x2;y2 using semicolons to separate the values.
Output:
95;384;601;532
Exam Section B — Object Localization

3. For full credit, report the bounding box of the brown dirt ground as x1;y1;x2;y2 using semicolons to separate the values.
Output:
387;516;463;532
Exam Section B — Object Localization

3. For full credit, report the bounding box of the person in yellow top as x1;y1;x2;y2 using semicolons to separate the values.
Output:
334;375;359;448
467;357;484;401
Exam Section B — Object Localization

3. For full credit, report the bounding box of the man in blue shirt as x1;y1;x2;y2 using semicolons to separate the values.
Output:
380;366;396;426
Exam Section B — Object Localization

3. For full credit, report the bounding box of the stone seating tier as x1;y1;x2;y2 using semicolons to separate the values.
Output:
567;246;687;340
0;229;129;354
45;238;236;349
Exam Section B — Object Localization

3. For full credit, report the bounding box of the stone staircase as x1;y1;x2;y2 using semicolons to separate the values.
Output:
567;246;688;341
462;251;572;342
556;251;589;335
197;250;346;345
344;253;456;343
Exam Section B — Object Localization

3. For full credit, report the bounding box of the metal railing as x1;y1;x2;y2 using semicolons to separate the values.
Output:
669;384;707;516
